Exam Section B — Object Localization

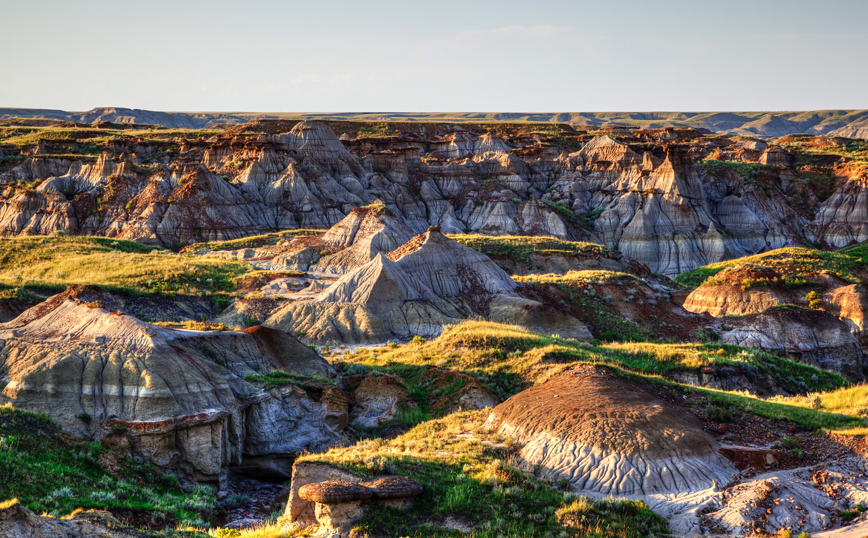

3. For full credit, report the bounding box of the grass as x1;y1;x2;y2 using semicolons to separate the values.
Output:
448;235;606;270
674;246;868;288
515;271;655;342
699;159;764;180
243;371;336;390
0;404;215;528
514;270;637;285
335;322;848;402
296;411;670;538
182;230;325;253
0;235;251;296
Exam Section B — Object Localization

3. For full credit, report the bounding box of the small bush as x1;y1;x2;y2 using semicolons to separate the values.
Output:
706;404;731;423
77;412;91;425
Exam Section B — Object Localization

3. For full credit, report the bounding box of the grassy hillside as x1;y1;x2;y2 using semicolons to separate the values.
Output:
0;404;214;530
295;411;670;538
674;246;868;288
0;235;250;296
332;322;854;430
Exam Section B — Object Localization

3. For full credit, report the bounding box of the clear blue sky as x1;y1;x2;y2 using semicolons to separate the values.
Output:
2;0;866;112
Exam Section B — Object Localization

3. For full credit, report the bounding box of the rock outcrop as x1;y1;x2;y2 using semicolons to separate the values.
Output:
485;365;736;534
244;227;591;345
720;307;865;380
0;500;134;538
0;285;347;484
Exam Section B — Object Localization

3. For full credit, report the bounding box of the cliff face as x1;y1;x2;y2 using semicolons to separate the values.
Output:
0;285;347;485
1;121;866;275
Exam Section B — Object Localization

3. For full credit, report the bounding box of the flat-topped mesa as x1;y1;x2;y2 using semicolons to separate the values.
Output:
0;285;346;484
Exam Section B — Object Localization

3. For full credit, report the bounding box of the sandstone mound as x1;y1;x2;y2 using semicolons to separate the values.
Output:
684;264;806;316
721;307;865;380
0;285;346;484
485;365;735;497
251;202;417;273
256;228;591;344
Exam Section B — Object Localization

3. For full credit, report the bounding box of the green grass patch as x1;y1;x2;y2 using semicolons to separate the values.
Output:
299;411;670;537
0;405;214;528
0;235;251;296
449;235;606;270
675;246;868;288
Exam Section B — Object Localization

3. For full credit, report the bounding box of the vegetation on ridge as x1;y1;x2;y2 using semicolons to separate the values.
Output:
0;235;251;296
674;246;868;288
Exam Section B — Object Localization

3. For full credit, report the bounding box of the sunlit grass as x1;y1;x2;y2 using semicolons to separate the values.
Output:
0;235;250;295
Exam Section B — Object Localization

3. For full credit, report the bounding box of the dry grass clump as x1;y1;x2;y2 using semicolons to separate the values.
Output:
514;270;637;285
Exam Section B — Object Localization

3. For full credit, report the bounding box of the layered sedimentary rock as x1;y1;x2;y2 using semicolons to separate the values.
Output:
0;120;862;275
806;168;868;248
720;307;865;380
248;202;418;273
485;365;735;534
0;285;346;484
232;227;591;345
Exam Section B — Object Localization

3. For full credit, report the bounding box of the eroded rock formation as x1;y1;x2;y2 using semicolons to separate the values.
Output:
0;285;347;484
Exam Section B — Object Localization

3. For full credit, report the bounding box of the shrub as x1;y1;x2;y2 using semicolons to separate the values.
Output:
77;412;91;425
805;291;823;309
244;316;257;327
706;404;731;423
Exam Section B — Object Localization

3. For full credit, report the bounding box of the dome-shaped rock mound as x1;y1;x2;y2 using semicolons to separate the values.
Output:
484;365;734;497
683;264;797;317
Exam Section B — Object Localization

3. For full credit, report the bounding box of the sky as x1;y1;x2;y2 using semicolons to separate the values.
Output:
1;0;867;112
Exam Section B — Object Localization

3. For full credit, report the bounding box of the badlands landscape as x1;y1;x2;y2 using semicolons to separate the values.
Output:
4;113;868;538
